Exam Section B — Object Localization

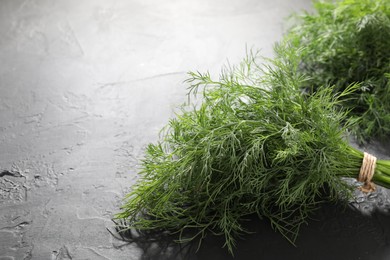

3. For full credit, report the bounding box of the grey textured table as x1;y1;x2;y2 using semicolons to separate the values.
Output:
1;0;389;259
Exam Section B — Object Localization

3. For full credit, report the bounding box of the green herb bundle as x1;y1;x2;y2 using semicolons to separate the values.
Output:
284;0;390;143
116;45;390;254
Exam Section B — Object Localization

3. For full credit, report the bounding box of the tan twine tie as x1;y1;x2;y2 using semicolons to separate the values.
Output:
358;152;377;193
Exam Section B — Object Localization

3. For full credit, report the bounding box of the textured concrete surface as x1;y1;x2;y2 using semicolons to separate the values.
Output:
1;0;390;259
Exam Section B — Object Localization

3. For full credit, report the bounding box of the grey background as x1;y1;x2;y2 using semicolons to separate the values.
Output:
1;0;390;259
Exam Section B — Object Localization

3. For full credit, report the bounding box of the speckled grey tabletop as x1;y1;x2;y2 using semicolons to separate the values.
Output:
1;1;389;259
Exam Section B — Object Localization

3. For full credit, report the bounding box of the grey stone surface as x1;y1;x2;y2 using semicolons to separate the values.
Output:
1;0;390;259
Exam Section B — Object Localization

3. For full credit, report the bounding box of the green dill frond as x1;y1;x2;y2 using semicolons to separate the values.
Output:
116;45;371;254
284;0;390;143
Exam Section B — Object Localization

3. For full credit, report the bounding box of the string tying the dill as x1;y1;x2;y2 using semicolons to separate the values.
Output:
358;152;377;193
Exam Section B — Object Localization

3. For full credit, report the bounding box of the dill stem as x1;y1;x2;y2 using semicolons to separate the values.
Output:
344;145;390;189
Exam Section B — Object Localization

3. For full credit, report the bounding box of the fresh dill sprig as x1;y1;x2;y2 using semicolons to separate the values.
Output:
116;44;390;255
283;0;390;143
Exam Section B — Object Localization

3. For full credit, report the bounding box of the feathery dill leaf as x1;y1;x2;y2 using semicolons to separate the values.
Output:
116;44;390;254
283;0;390;143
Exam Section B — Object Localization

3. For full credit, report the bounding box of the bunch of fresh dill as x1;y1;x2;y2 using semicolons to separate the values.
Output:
284;0;390;143
116;44;390;254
